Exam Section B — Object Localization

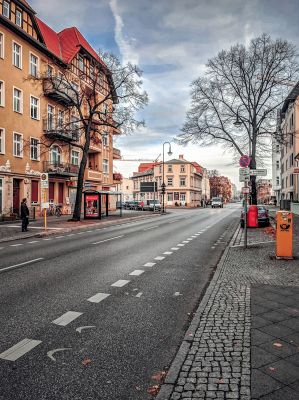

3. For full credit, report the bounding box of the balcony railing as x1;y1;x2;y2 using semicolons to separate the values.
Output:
43;119;80;142
43;161;79;177
113;147;121;160
43;77;77;106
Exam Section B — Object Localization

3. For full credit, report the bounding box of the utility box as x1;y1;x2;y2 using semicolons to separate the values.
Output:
247;205;258;228
276;211;293;259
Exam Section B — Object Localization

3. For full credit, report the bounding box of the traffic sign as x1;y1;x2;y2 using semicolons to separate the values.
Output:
239;155;251;168
41;173;49;189
242;187;250;194
249;169;267;176
239;168;250;182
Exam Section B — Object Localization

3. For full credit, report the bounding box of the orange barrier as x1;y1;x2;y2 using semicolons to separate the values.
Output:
276;211;293;259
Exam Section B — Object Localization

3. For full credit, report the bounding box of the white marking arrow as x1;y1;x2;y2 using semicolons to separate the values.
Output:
76;326;96;334
47;348;72;361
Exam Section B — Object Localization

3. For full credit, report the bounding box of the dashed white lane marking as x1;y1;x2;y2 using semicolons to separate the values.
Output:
55;236;64;239
174;292;182;297
182;241;189;243
87;293;110;303
211;246;215;249
143;225;159;231
86;231;92;233
143;262;156;267
177;244;185;247
187;238;193;240
43;238;52;241
129;269;144;276
0;258;44;274
52;311;83;326
154;256;165;260
136;292;143;298
0;339;42;361
28;241;39;244
77;232;85;235
10;244;22;247
171;247;179;251
93;235;124;245
66;234;75;237
191;236;197;238
163;251;173;255
111;279;130;287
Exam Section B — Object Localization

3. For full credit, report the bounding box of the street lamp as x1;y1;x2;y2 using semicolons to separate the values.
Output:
161;141;172;214
234;110;242;127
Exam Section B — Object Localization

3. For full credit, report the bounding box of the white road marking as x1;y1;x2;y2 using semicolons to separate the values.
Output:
77;232;85;235
171;247;179;251
87;293;110;303
191;236;197;238
0;247;3;250
86;231;92;233
177;244;185;247
182;241;189;243
211;246;215;249
129;269;144;276
187;238;193;240
93;235;124;245
10;244;22;247
47;348;71;362
143;262;156;267
52;311;83;326
0;258;44;274
28;241;39;244
154;256;165;260
136;292;143;298
66;234;75;237
43;238;52;241
76;326;96;334
0;339;42;361
111;279;130;287
6;225;63;230
174;292;182;297
143;225;159;231
163;251;173;255
55;236;64;239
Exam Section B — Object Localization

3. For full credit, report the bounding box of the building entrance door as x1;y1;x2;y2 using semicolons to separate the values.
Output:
13;179;21;215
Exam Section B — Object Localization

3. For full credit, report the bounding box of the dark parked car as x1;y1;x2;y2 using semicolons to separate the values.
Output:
240;205;270;228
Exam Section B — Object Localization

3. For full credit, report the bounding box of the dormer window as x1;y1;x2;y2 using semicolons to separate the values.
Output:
78;55;84;71
15;9;22;27
2;1;10;18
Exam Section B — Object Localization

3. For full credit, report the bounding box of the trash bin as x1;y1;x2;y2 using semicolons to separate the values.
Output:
247;205;258;228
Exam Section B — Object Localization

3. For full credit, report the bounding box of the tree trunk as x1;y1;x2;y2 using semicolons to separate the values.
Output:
250;138;257;205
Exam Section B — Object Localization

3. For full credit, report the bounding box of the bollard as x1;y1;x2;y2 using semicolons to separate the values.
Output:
276;211;293;259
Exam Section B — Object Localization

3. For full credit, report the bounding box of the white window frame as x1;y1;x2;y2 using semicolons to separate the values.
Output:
71;149;79;166
0;80;5;107
0;127;5;154
30;137;39;161
30;95;40;120
167;176;173;186
15;8;22;27
13;86;23;113
0;31;4;59
57;110;64;129
47;104;54;129
50;145;62;164
29;52;39;77
103;158;109;174
13;132;23;158
180;177;186;187
12;41;22;69
78;55;84;71
2;1;10;18
102;132;109;146
47;64;53;77
0;176;3;214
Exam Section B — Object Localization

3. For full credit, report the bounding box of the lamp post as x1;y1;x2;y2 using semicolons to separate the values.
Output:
161;141;172;214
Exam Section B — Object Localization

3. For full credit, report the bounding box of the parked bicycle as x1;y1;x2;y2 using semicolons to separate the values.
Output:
47;204;62;217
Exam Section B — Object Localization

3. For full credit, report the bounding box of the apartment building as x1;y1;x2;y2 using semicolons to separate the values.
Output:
280;83;299;202
272;137;282;204
0;0;120;217
257;179;272;204
132;155;206;207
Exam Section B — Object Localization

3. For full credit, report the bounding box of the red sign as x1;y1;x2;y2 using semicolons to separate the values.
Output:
85;195;99;217
239;155;251;168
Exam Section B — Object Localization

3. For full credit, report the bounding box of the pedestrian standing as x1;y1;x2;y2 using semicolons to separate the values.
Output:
20;198;29;232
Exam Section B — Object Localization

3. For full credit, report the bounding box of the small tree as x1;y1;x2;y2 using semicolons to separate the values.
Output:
179;34;299;204
40;53;148;220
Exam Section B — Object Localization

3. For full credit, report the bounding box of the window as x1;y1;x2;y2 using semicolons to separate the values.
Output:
0;32;4;59
13;132;23;157
78;55;84;71
90;65;94;81
51;145;61;164
71;150;79;166
13;87;22;113
276;144;280;153
30;96;39;120
15;9;22;27
167;177;173;186
31;180;38;203
286;159;288;170
0;81;4;106
47;104;54;129
290;153;294;167
180;193;186;202
29;53;38;77
47;65;53;77
180;165;185;173
282;178;284;189
180;177;186;186
286;176;288;188
167;164;173;172
57;110;64;129
103;159;109;173
0;178;3;214
0;128;4;154
71;115;79;136
30;138;39;160
12;42;22;68
2;1;9;18
167;193;173;202
276;177;280;185
159;165;162;173
290;174;294;186
102;132;109;146
276;160;279;169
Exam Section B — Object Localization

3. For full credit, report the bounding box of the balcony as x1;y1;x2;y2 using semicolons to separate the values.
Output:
113;148;121;160
43;162;79;177
43;77;77;106
43;119;80;142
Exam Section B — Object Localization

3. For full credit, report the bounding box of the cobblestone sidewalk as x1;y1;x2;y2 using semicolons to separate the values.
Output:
157;228;299;400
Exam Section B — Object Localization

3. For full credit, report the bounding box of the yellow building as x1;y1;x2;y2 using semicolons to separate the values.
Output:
0;0;120;217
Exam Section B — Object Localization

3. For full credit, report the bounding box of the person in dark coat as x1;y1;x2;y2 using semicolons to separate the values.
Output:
20;198;29;232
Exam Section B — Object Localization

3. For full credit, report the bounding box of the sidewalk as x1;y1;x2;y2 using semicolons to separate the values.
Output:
0;210;157;243
157;223;299;399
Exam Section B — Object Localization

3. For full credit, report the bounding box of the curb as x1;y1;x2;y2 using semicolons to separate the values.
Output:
155;223;238;400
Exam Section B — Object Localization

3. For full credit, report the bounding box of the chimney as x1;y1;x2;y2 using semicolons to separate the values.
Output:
179;154;184;160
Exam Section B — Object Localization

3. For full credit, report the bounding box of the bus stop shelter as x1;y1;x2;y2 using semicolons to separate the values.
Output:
83;190;123;220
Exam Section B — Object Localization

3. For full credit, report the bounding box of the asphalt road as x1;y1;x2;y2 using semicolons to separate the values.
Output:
0;205;239;400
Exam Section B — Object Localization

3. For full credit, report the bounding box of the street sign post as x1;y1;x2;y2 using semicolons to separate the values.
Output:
249;169;267;176
40;173;49;230
239;155;251;168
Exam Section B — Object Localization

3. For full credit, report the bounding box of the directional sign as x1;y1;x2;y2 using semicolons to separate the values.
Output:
239;155;251;168
250;169;267;176
239;168;250;182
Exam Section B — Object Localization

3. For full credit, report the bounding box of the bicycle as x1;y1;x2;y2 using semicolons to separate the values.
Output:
47;204;62;217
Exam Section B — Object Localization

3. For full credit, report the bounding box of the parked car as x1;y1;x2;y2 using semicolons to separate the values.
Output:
124;201;139;210
211;197;223;208
240;205;270;228
143;200;161;211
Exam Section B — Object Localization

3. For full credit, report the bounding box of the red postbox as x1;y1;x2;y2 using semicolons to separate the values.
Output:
247;205;258;228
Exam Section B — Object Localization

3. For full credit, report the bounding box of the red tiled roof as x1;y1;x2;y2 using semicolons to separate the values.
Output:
191;162;203;174
36;18;62;59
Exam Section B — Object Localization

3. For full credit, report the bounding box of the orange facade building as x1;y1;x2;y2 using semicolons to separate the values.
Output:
0;0;120;217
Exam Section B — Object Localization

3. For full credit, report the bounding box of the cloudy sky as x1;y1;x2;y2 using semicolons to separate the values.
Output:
32;0;299;187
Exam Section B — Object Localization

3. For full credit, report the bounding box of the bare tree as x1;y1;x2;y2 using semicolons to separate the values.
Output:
178;34;299;204
39;52;148;220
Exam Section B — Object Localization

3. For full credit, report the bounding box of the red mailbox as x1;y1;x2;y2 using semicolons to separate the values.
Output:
247;205;258;228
